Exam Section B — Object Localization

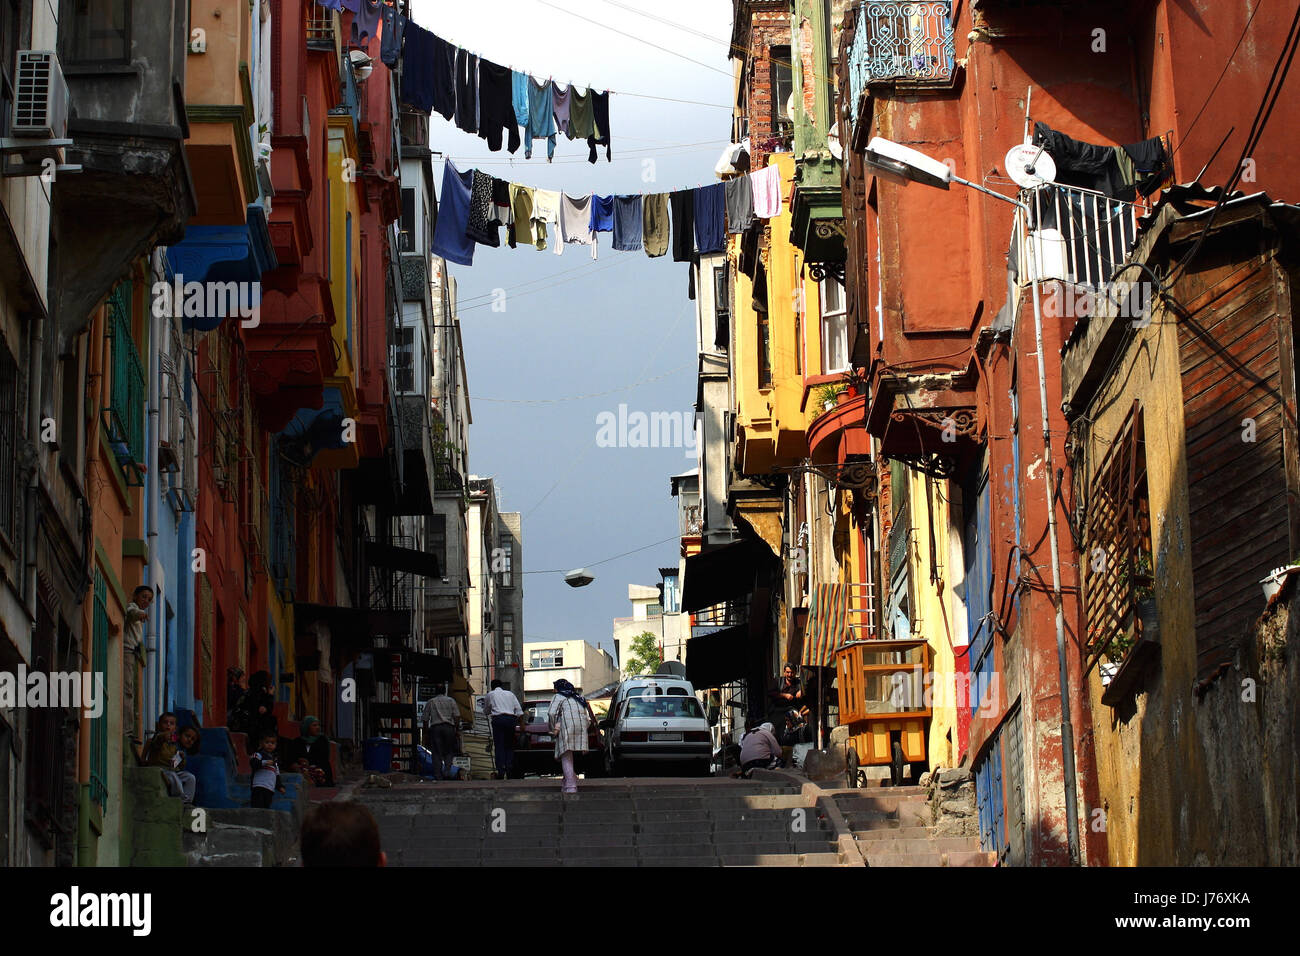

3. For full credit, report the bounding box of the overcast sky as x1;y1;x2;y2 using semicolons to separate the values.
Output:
408;0;735;661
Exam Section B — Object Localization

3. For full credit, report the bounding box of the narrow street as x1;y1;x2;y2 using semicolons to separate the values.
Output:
357;775;995;867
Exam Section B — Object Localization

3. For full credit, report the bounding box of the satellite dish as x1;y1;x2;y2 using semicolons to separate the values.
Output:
564;568;594;588
1005;143;1056;189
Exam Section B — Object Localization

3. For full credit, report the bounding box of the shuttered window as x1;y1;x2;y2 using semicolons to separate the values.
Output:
1082;401;1151;669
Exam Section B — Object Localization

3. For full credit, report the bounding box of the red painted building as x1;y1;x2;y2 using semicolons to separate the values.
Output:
838;0;1300;865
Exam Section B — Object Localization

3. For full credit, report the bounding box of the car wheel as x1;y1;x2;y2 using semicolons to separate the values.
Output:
693;760;712;778
890;741;905;787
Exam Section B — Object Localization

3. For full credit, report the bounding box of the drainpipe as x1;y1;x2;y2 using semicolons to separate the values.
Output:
1026;233;1082;866
948;175;1082;863
146;254;163;719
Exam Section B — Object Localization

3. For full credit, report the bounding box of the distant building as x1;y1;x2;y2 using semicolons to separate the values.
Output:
612;584;664;679
522;639;618;711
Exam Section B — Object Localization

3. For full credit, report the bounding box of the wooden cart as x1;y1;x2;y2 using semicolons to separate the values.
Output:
835;638;931;786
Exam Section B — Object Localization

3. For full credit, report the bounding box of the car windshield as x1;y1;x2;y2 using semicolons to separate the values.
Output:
624;697;704;719
528;702;550;723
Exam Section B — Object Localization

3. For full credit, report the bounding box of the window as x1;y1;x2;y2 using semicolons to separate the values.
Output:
106;281;145;482
625;696;704;719
963;470;994;714
501;613;514;664
712;265;730;351
429;513;447;578
646;603;663;618
61;0;130;65
498;539;513;588
756;303;772;389
393;326;414;392
770;45;793;128
530;648;564;669
0;340;17;544
399;188;416;252
820;277;848;373
1082;401;1151;668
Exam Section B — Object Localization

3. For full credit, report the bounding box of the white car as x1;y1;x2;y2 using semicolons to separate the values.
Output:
601;677;712;776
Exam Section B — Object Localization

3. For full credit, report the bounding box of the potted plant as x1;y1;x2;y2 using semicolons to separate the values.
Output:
815;383;840;414
843;369;867;399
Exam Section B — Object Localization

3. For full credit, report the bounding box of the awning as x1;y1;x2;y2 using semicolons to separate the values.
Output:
403;652;452;682
802;583;850;667
294;604;411;651
685;624;754;689
681;539;769;612
365;541;441;578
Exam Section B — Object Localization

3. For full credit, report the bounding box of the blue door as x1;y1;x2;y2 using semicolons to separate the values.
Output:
975;732;1006;855
964;469;994;713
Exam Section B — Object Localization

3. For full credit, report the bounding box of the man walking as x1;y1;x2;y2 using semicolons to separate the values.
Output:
422;685;461;781
483;679;525;779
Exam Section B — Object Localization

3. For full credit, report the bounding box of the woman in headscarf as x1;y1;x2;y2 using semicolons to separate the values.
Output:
548;679;597;794
233;670;278;744
283;716;333;786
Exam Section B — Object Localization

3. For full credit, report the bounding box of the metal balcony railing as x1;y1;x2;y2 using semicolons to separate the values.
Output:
306;5;336;45
1015;182;1145;293
848;1;956;111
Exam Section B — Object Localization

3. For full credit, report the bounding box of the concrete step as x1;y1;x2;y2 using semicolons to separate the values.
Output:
858;835;983;855
855;825;930;840
864;851;946;867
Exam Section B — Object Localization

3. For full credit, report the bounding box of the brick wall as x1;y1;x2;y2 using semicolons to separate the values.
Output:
743;9;792;167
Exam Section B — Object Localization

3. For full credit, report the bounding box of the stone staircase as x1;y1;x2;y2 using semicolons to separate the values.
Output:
833;786;997;867
362;779;857;867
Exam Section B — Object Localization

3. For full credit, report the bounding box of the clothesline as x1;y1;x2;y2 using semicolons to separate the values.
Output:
430;158;789;268
432;154;795;200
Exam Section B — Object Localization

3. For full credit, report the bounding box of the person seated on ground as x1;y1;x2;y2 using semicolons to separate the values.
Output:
769;663;805;710
737;721;783;777
225;667;247;732
140;712;197;804
178;725;202;758
233;670;278;744
283;716;333;786
301;800;386;867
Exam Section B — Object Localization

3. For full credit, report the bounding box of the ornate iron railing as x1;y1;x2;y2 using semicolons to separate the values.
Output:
848;2;956;112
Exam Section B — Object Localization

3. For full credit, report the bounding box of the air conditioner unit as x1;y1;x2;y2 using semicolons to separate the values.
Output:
12;51;69;140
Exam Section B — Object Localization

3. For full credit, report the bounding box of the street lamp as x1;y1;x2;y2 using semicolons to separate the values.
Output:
862;136;1081;864
564;568;594;588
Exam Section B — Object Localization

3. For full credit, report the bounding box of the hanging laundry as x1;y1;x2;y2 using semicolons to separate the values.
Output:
379;5;404;68
589;194;615;235
670;189;695;262
454;48;479;135
560;193;597;259
612;196;643;252
751;164;783;218
533;188;562;255
588;90;612;164
400;23;436;114
725;175;754;234
1121;135;1171;197
317;0;344;10
567;87;595;141
551;83;572;137
642;193;670;258
351;0;381;44
431;160;476;266
491;177;514;248
466;170;500;248
1032;121;1128;200
338;0;359;11
693;183;725;255
510;183;547;250
525;77;557;162
477;59;521;153
431;34;456;121
512;71;530;132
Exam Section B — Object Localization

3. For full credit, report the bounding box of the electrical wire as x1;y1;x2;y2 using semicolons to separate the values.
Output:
534;0;734;78
523;533;683;574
